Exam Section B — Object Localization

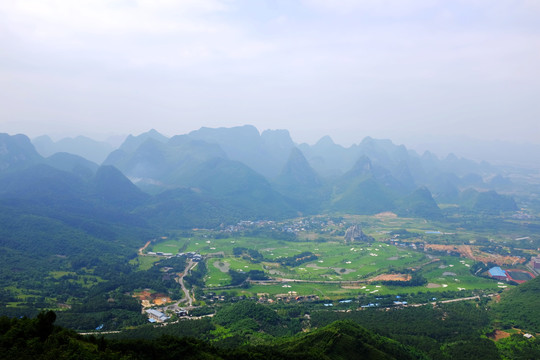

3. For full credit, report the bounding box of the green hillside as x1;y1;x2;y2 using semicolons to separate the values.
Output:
493;276;540;332
0;312;422;360
278;320;423;360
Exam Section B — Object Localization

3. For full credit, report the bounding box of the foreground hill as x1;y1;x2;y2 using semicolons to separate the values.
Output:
493;276;540;332
0;312;422;360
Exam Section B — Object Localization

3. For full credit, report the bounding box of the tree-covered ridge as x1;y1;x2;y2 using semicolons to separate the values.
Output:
492;276;540;332
4;300;537;360
0;312;422;360
276;320;424;360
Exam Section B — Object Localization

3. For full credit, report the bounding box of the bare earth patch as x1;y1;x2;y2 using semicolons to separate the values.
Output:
427;283;441;288
489;330;511;341
424;244;524;265
369;274;411;282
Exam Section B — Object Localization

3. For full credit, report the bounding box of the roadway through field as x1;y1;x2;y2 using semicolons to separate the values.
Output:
176;260;198;308
138;240;152;255
406;293;496;308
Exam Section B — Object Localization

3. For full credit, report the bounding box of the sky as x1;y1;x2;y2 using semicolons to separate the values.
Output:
1;0;539;149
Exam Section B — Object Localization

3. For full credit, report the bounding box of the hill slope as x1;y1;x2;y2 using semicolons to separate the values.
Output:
493;276;540;332
0;313;423;360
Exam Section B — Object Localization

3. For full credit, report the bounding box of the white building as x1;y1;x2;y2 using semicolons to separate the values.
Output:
146;309;170;322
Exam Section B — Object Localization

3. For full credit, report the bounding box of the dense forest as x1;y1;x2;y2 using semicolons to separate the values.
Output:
2;301;539;360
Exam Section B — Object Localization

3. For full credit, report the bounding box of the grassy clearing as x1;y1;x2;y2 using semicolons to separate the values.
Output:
421;256;502;292
72;274;106;288
149;239;186;253
49;271;75;279
206;260;232;287
130;256;160;271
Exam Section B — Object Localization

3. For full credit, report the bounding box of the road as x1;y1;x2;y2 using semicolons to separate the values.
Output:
138;240;152;255
78;331;121;336
178;259;198;307
406;293;495;308
163;259;199;314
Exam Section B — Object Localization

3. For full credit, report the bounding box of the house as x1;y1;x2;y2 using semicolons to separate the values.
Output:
532;257;540;270
146;309;170;322
488;266;507;281
193;254;203;261
176;309;188;317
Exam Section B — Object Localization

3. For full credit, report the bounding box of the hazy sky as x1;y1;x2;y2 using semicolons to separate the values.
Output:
1;0;539;146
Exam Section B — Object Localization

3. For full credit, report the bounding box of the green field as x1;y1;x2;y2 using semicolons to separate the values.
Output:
139;227;505;299
130;255;160;270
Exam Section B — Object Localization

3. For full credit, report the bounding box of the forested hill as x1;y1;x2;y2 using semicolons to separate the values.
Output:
493;276;540;332
0;312;421;360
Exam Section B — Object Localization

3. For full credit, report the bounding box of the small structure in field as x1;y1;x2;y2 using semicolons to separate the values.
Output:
488;266;507;281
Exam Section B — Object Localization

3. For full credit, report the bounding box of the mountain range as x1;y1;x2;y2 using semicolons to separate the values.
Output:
0;126;521;232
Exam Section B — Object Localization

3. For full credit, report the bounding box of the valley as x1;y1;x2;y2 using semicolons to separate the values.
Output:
133;213;536;318
1;128;539;359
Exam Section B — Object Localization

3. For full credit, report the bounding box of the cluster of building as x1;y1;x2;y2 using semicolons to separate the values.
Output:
218;216;348;235
145;308;189;323
273;294;320;303
221;220;276;233
145;309;170;323
147;251;174;257
532;256;540;270
511;211;533;220
388;239;424;250
180;252;202;261
146;250;202;261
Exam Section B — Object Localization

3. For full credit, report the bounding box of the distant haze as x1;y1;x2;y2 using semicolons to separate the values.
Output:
1;1;539;156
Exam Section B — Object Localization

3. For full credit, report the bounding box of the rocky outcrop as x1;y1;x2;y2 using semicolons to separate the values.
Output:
344;225;374;244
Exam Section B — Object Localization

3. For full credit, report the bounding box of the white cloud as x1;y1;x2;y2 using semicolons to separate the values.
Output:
301;0;438;16
0;0;539;145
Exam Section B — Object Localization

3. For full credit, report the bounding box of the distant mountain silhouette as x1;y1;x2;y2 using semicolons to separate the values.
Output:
93;165;149;208
0;133;43;172
460;189;518;213
276;147;321;189
33;135;116;164
1;129;521;224
45;152;99;179
188;125;295;179
330;156;399;214
398;186;442;219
